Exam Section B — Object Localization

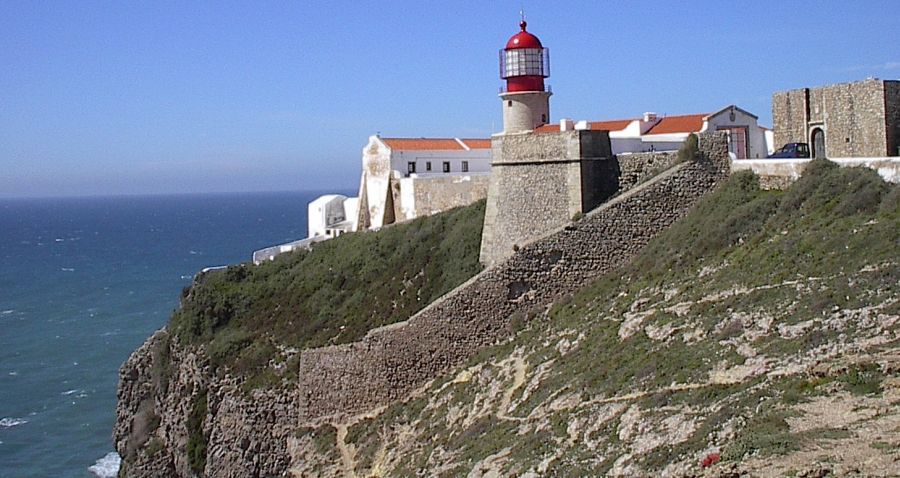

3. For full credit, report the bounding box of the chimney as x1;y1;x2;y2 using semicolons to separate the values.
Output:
560;118;574;131
574;120;591;130
643;112;658;122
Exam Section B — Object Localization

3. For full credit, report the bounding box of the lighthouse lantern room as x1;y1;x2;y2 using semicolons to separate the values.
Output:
499;19;552;134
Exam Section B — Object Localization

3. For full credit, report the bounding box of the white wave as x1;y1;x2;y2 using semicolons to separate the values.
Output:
61;267;75;272
1;310;13;315
88;451;121;478
0;417;27;428
55;238;64;242
62;389;83;396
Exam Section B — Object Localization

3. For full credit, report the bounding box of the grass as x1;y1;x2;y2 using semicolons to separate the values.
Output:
168;200;485;383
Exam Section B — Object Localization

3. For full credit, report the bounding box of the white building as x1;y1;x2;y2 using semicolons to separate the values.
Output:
357;135;492;230
536;105;773;158
307;194;358;239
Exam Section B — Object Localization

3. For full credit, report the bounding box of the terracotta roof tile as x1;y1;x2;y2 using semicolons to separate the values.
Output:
589;120;634;131
381;138;464;151
461;139;492;149
534;119;634;134
644;114;709;135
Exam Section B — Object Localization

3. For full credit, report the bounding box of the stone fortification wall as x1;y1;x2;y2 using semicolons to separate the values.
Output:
885;80;900;157
296;133;730;422
773;89;808;149
396;174;490;221
616;151;680;191
479;130;616;266
773;79;897;157
820;80;887;157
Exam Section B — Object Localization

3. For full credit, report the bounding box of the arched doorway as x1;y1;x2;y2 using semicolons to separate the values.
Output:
811;128;826;159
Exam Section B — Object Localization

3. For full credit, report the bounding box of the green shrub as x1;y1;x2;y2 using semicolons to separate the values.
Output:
677;133;699;163
168;200;486;384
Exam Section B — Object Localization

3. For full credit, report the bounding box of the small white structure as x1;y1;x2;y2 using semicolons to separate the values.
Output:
307;194;358;239
358;135;492;230
537;105;773;158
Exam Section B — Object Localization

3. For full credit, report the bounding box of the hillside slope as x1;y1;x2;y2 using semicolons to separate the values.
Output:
291;161;900;477
114;201;486;477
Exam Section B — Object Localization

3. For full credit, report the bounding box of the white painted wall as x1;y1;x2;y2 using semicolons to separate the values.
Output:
731;157;900;184
308;194;350;238
389;149;491;177
706;107;769;159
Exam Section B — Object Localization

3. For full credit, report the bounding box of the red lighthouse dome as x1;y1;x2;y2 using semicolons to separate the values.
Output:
506;21;543;49
500;20;549;93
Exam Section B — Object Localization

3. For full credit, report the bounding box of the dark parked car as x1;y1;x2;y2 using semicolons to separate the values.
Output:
768;142;810;158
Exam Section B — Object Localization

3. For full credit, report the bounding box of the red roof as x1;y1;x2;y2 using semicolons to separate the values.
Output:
644;114;708;135
534;119;634;134
461;139;492;149
589;120;634;131
381;138;490;151
506;21;543;49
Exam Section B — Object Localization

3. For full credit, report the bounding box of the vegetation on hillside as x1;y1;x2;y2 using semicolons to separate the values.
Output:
168;200;485;384
312;161;900;476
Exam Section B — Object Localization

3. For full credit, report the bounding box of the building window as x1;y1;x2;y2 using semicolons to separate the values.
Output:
426;161;432;171
407;162;416;175
442;161;450;173
461;161;469;172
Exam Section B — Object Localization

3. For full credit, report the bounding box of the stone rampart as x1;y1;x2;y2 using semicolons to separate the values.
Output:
397;174;490;221
616;151;680;191
479;130;616;267
296;133;730;422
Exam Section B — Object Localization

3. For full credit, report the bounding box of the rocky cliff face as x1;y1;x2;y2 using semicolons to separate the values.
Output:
115;331;299;477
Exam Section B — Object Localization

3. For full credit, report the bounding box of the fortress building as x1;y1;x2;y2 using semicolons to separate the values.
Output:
773;78;900;158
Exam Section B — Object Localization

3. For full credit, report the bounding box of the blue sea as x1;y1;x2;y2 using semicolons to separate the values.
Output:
0;191;348;477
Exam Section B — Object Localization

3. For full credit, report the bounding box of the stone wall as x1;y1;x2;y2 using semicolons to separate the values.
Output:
821;79;887;157
396;174;490;221
885;80;900;157
616;151;680;191
296;132;730;422
772;89;808;149
479;130;615;267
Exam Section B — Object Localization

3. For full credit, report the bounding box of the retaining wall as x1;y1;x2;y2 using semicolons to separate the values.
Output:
296;133;730;422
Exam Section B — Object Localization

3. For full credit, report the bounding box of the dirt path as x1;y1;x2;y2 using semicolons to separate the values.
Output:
497;355;527;421
334;423;356;478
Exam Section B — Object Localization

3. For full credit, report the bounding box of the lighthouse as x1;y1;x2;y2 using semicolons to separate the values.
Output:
499;19;551;133
481;18;614;266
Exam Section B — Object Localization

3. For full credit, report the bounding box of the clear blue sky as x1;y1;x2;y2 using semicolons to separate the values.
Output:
1;1;897;198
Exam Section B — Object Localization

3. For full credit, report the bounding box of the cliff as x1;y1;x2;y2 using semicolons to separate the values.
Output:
115;157;900;477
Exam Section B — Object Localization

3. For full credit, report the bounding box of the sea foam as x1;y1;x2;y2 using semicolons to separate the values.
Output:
88;452;121;478
0;417;27;428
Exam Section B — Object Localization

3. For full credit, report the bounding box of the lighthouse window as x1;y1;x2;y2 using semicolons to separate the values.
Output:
461;161;469;172
407;162;416;175
426;161;432;171
507;100;513;107
442;161;450;173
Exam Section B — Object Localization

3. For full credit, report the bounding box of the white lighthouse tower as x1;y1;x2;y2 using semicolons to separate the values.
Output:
499;18;551;133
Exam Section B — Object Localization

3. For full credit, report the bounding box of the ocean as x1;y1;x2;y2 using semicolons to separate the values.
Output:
0;190;348;477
